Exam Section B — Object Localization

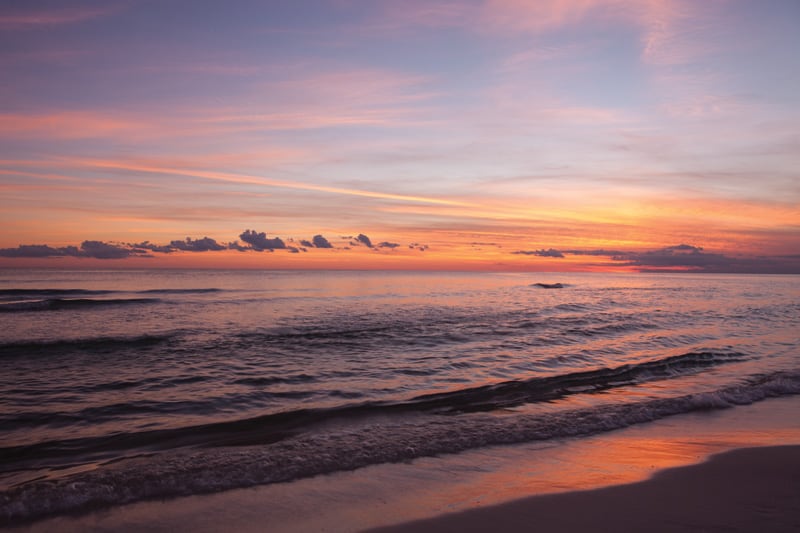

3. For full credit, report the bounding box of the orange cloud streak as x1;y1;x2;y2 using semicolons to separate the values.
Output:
64;158;471;207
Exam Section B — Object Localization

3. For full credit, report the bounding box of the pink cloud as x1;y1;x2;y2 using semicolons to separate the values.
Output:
375;1;474;30
259;67;436;107
376;0;627;34
192;109;415;132
0;103;427;144
659;93;746;118
637;0;717;66
481;0;714;68
377;0;715;69
0;112;149;140
0;63;438;144
0;6;118;30
481;0;616;33
0;49;91;67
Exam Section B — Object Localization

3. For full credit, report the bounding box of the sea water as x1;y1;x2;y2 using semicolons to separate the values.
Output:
1;270;798;523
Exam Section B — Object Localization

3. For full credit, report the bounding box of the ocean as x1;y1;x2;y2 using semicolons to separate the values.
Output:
1;269;798;525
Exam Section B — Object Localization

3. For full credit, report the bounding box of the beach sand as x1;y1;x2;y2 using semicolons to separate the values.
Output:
10;395;800;532
368;445;800;533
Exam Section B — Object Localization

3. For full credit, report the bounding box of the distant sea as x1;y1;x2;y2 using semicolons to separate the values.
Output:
1;269;798;523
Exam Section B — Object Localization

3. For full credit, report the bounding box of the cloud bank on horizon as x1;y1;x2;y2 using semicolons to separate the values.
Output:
0;0;798;272
0;231;426;256
1;233;798;273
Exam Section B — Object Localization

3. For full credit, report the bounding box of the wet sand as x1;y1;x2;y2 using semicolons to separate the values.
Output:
369;445;800;533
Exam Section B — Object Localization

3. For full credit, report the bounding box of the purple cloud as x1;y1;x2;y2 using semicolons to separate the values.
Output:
511;248;565;258
239;230;286;251
168;237;225;252
312;234;333;248
0;241;139;259
356;234;373;248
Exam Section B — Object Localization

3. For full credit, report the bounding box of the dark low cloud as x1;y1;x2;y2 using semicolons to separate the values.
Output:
0;244;61;258
1;230;373;259
0;244;71;258
2;234;798;273
627;253;800;273
239;229;286;251
510;243;800;273
0;241;138;259
511;244;712;264
312;234;333;248
661;244;704;253
133;241;173;253
2;236;231;259
356;233;373;248
512;248;565;258
620;244;738;271
169;237;225;252
562;249;627;257
80;240;137;259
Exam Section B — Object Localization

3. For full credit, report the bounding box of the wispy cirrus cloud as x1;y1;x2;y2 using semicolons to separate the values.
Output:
375;0;620;35
0;107;420;142
0;65;437;143
379;0;706;61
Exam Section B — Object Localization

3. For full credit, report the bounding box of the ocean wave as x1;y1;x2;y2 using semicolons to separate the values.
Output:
2;370;798;524
0;350;749;469
403;350;748;413
138;288;223;294
226;310;653;354
0;289;114;299
0;297;160;313
0;334;173;358
232;374;317;387
563;321;660;337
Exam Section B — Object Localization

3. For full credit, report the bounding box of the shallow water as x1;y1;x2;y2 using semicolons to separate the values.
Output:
1;270;798;522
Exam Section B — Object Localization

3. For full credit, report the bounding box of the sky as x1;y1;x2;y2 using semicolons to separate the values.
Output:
1;0;798;272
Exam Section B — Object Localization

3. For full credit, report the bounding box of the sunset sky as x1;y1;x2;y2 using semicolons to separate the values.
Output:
1;0;798;271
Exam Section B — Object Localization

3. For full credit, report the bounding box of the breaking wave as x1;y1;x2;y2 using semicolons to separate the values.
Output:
1;371;797;524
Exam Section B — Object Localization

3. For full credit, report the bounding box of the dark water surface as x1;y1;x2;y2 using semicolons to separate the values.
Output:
1;270;798;523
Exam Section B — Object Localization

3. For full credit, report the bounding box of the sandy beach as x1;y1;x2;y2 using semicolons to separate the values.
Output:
369;445;800;533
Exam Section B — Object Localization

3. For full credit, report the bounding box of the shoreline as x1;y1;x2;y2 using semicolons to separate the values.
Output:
368;445;800;533
7;395;800;532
